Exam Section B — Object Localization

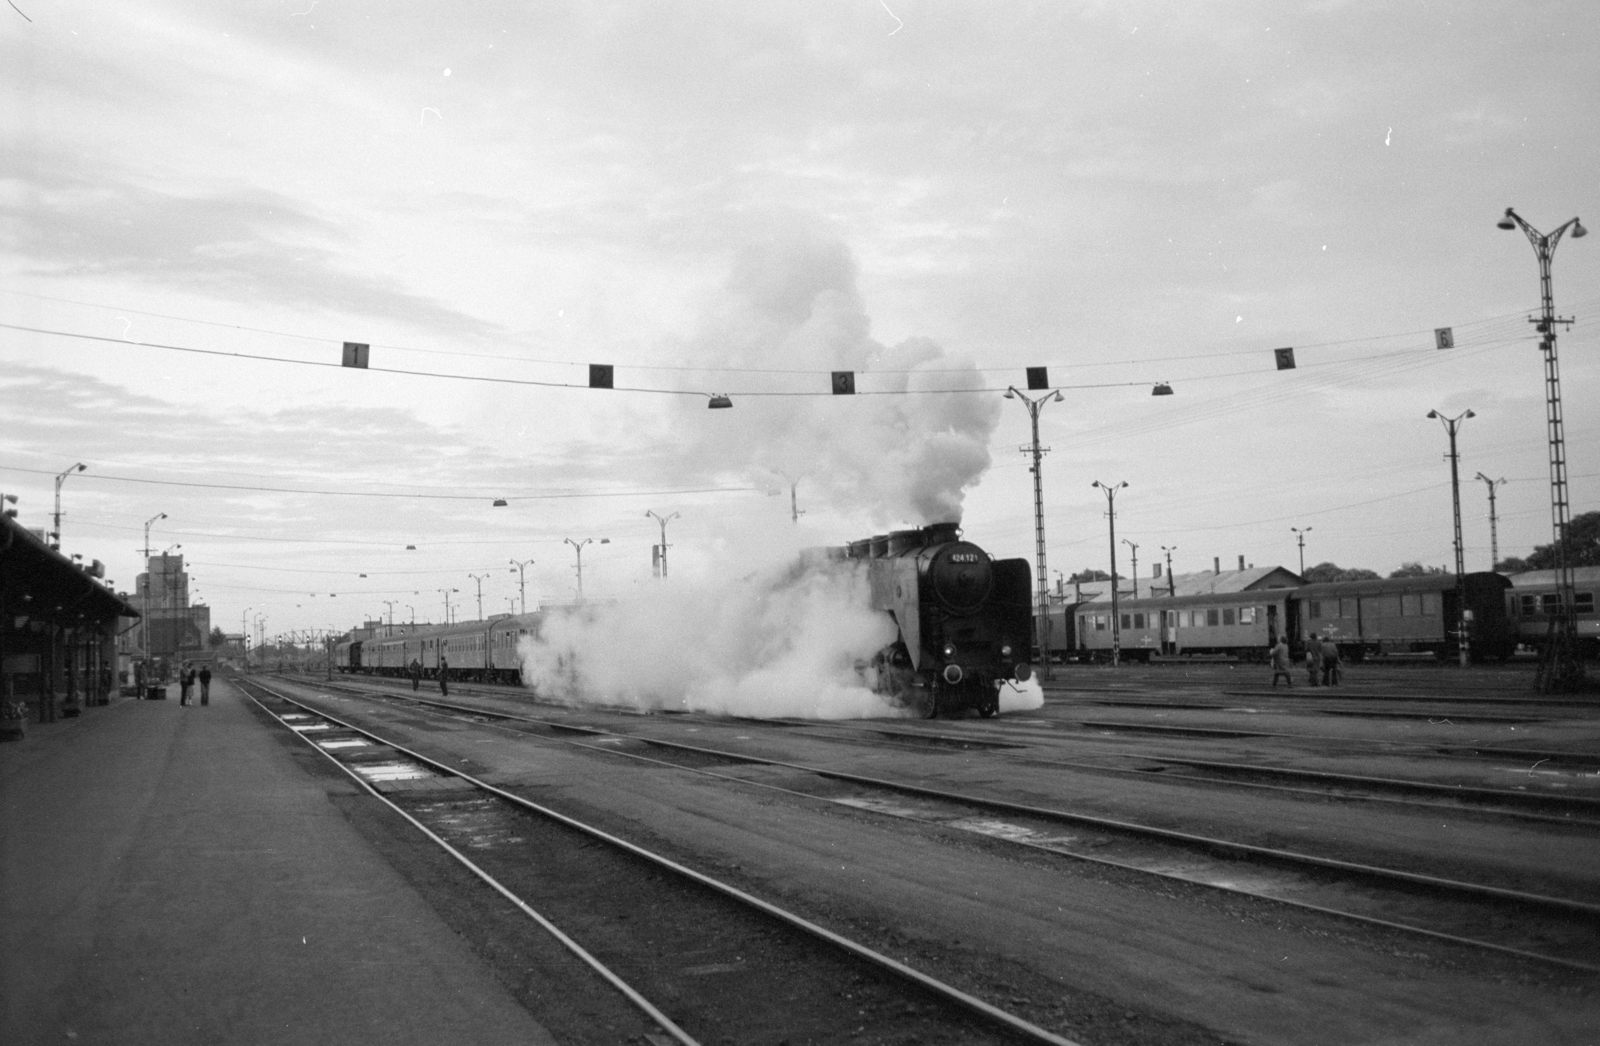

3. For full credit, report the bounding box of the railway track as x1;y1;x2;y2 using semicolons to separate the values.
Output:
238;675;1083;1046
276;674;1600;976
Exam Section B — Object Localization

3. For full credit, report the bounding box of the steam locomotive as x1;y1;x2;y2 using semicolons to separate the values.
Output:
822;522;1034;718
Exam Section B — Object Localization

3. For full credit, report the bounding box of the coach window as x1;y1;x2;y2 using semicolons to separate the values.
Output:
1520;594;1537;615
1206;608;1219;626
1094;615;1107;631
1308;600;1321;619
1222;608;1235;626
1577;592;1596;615
1133;612;1145;629
1120;614;1131;629
1541;593;1561;612
1239;606;1256;624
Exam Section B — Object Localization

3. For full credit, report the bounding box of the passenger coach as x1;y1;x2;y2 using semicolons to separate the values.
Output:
1506;566;1600;657
335;612;544;684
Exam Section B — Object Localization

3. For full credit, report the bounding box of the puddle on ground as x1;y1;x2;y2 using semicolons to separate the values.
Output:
352;761;434;781
289;723;332;732
318;739;371;749
834;795;931;819
944;816;1081;848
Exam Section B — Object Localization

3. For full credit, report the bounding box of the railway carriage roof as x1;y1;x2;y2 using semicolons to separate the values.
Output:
1297;571;1508;598
1074;565;1302;607
1506;566;1600;588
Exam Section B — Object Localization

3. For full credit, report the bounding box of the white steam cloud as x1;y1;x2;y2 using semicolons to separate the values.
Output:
674;234;1002;526
518;234;1037;721
518;555;905;717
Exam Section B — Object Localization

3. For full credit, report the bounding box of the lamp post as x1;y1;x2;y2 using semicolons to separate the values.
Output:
241;607;252;669
1291;526;1312;576
382;600;397;635
509;558;534;614
468;573;489;621
1161;546;1177;597
438;588;458;624
1122;539;1139;599
138;512;167;682
51;462;87;550
646;511;679;579
1497;206;1587;691
406;604;415;626
1474;474;1506;571
564;538;609;602
1092;480;1128;666
1428;408;1475;668
1006;386;1064;677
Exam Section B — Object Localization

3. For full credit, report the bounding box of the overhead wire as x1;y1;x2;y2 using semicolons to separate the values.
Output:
1;284;1580;374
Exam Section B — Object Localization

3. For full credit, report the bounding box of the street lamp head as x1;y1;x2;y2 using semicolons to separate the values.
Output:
1426;409;1439;419
1497;209;1517;231
1574;220;1588;239
1004;388;1017;399
1465;409;1476;419
1049;390;1063;403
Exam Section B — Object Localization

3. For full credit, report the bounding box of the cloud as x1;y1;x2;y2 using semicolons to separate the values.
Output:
0;147;499;337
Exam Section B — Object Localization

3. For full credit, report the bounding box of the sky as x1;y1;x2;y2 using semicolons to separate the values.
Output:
3;0;1597;642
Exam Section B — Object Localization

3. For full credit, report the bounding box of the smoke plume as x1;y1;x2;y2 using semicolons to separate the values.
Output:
675;233;1001;526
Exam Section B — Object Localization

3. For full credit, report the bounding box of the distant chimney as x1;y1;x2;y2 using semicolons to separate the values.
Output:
1213;556;1221;575
1238;555;1246;571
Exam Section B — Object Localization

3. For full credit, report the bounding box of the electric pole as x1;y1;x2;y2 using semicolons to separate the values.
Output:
1006;386;1064;677
1475;473;1506;571
1428;409;1474;668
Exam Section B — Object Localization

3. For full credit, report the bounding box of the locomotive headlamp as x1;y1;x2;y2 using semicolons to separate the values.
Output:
1000;643;1013;658
942;641;957;659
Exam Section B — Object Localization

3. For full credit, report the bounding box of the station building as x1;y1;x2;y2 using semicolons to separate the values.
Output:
1;515;141;734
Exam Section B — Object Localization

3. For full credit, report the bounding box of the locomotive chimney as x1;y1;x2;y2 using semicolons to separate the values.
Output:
1213;556;1220;575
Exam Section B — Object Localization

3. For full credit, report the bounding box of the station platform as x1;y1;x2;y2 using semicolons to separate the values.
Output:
0;677;558;1045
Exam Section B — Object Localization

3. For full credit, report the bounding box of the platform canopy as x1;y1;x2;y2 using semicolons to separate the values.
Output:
1;516;140;628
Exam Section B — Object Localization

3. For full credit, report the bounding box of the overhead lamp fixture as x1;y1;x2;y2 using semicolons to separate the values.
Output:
405;544;417;550
708;395;732;409
493;498;508;507
1151;383;1174;396
1496;209;1517;231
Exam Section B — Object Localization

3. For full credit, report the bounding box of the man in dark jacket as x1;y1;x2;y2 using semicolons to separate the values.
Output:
409;658;422;691
1320;637;1341;686
1270;637;1294;687
198;665;212;705
438;655;449;698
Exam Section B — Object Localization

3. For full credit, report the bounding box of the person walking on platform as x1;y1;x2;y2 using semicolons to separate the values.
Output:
1270;636;1294;688
1306;635;1323;687
198;665;212;705
1321;637;1342;687
179;664;193;706
438;655;449;698
409;657;422;692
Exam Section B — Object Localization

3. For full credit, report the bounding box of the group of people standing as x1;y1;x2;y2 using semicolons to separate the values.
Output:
177;663;212;706
408;656;448;697
1270;635;1341;688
